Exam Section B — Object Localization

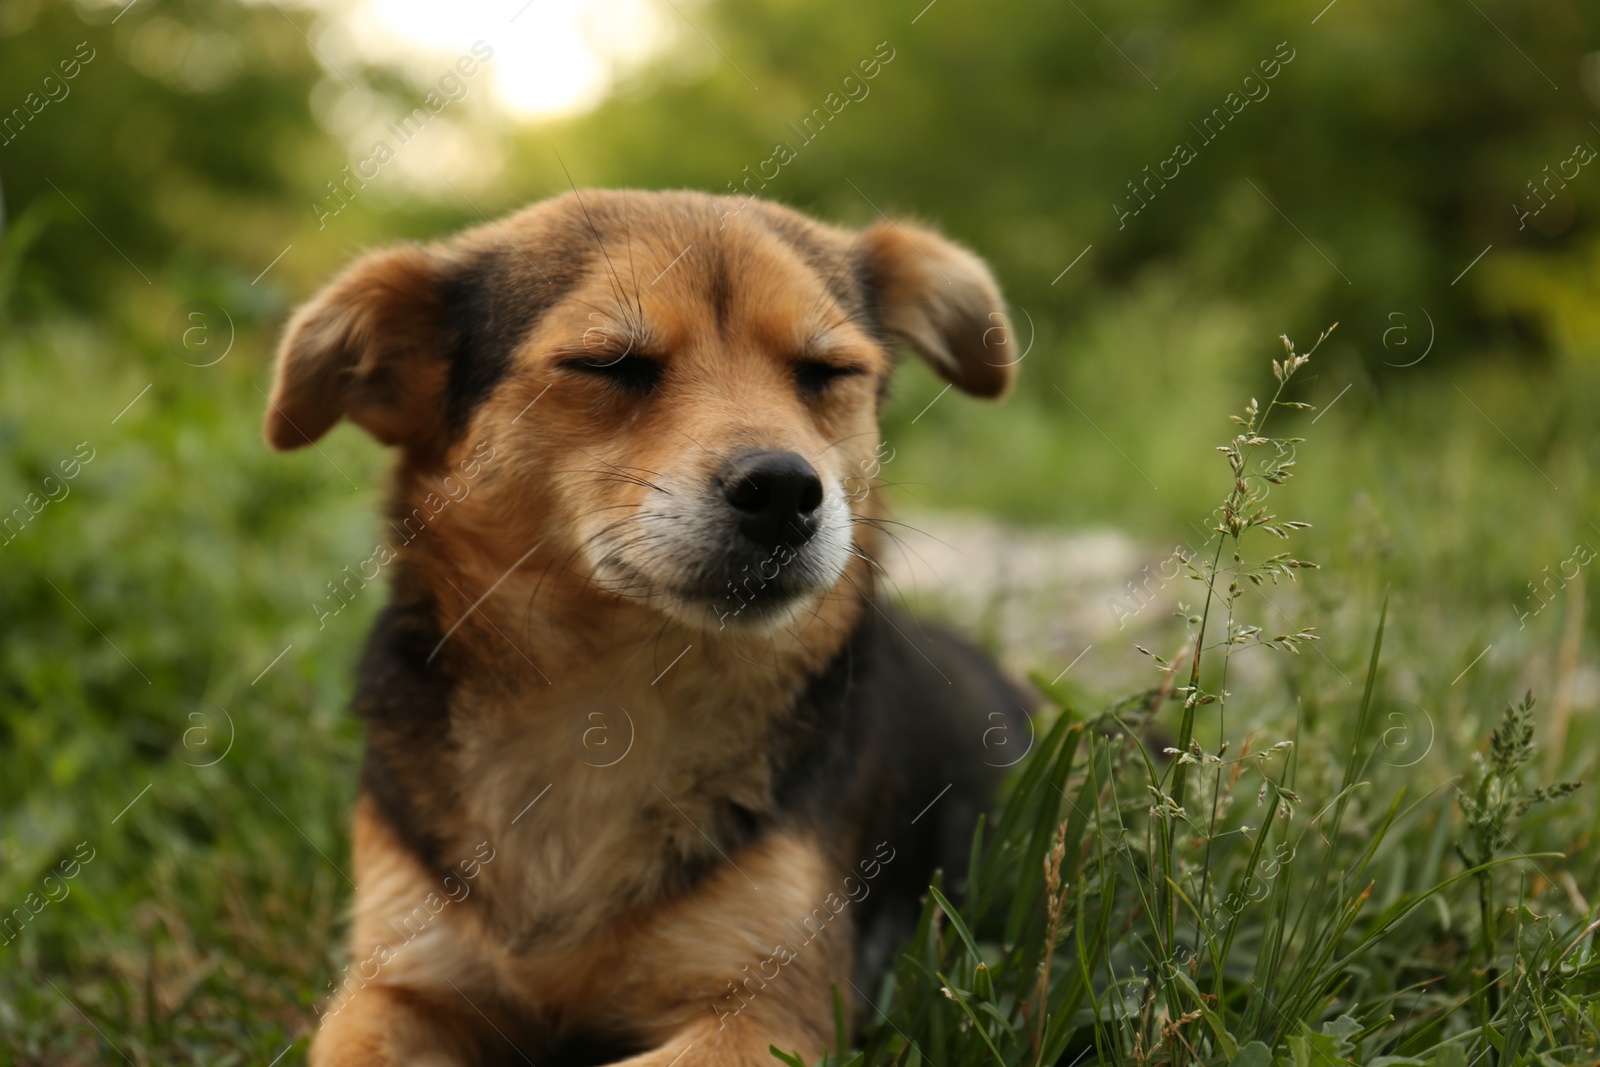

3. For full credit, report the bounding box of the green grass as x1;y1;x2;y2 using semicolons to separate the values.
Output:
845;334;1600;1067
0;312;381;1063
1;302;1596;1066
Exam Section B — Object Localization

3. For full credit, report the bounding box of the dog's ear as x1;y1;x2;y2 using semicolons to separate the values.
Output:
263;244;454;452
859;220;1015;398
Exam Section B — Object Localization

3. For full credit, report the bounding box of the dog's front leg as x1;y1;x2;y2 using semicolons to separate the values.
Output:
311;796;513;1066
603;831;860;1067
609;1010;830;1067
310;982;495;1067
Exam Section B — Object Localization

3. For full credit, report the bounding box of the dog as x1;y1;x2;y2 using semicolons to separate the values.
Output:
264;189;1030;1066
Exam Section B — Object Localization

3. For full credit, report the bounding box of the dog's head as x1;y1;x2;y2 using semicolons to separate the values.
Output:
265;191;1014;635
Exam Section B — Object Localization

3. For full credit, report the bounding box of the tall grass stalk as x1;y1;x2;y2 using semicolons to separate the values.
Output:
841;330;1596;1067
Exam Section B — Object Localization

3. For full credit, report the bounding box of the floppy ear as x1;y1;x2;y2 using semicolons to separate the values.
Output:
859;220;1016;398
263;244;453;452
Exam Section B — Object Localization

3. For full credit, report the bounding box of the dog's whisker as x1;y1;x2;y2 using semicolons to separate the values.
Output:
818;430;881;456
568;442;667;487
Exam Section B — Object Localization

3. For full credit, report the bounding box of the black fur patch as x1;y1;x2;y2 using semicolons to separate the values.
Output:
353;585;460;877
439;242;591;438
849;250;892;350
707;242;732;335
766;599;1033;996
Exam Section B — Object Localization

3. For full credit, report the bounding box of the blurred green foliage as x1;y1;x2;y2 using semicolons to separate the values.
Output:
5;0;1600;535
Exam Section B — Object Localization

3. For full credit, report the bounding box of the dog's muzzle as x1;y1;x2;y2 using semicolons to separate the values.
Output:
718;449;824;551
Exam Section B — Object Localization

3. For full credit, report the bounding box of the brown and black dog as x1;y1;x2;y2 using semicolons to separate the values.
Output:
264;190;1029;1067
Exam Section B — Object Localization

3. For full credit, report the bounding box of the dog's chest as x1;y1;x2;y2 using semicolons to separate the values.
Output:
448;656;798;947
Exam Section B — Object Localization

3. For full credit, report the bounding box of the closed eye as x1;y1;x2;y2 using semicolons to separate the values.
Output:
560;353;662;396
794;359;865;396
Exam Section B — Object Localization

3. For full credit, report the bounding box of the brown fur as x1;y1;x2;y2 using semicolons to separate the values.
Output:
267;191;1017;1067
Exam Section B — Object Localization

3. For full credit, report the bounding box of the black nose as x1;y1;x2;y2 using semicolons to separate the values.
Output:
720;450;824;548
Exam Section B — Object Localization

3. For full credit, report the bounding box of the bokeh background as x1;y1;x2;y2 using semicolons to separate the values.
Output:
3;0;1599;1061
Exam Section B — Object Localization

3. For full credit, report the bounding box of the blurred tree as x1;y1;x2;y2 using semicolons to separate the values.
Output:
0;0;338;315
533;0;1600;376
3;0;1598;372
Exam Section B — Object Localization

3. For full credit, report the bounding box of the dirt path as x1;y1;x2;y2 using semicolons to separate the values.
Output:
878;511;1174;686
